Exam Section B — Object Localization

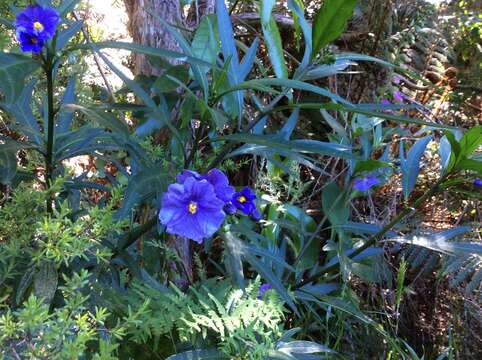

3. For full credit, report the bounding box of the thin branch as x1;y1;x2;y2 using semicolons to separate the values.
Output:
72;11;115;101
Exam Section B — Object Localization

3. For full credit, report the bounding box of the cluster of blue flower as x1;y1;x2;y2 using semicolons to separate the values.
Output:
15;5;59;53
159;169;260;243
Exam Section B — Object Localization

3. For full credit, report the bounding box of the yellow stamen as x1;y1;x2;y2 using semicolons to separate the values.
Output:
237;195;246;203
188;201;198;214
33;21;44;32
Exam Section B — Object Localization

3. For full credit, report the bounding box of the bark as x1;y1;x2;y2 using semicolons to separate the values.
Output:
124;0;182;75
187;0;215;27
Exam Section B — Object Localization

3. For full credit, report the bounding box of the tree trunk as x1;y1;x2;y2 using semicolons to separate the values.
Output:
124;0;196;286
124;0;182;75
187;0;215;27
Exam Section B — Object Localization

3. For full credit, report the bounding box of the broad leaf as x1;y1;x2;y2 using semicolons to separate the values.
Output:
312;0;357;57
191;15;220;66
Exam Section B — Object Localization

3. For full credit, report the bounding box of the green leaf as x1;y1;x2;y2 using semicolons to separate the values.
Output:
92;48;185;147
401;136;432;200
456;159;482;176
148;12;210;99
389;227;474;256
15;266;36;306
261;1;288;78
81;41;217;69
221;78;352;106
58;0;80;16
219;133;356;160
459;125;481;158
56;76;77;134
153;65;190;93
1;80;43;145
288;0;312;72
116;169;168;220
0;53;40;104
243;250;299;315
166;349;228;360
277;340;334;354
64;104;130;136
354;160;391;176
0;148;17;184
34;263;58;306
322;182;349;226
312;0;357;57
221;232;245;290
56;20;83;51
191;15;220;66
322;103;456;130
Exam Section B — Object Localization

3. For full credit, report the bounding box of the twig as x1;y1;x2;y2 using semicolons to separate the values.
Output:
72;11;115;101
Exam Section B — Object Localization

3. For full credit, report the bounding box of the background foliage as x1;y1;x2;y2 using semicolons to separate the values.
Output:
0;0;481;359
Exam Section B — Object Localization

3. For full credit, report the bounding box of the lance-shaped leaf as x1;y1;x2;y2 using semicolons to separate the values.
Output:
0;53;40;104
400;135;432;200
261;0;288;79
220;133;355;160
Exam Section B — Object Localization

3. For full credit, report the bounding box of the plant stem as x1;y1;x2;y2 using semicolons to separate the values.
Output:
45;59;55;214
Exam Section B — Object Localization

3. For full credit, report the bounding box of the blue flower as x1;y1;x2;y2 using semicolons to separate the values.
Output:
15;30;45;53
232;187;261;220
176;169;202;184
474;178;482;187
393;90;404;103
177;168;235;205
205;169;235;204
258;283;272;299
353;175;380;191
15;5;60;52
159;177;225;243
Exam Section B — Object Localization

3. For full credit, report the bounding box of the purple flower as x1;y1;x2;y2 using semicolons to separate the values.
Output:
392;75;402;84
176;169;202;184
393;90;404;103
380;99;393;114
159;177;225;243
232;187;261;220
15;5;60;40
353;175;380;191
474;178;482;187
15;30;45;53
176;168;235;206
205;169;235;204
381;99;391;106
258;283;272;299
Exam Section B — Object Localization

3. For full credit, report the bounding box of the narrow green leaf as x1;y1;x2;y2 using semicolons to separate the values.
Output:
401;136;432;199
64;104;130;136
219;133;356;159
166;349;228;360
0;53;40;104
261;1;288;78
80;41;216;69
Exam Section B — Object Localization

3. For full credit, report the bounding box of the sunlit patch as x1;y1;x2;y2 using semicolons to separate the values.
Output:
33;21;44;32
188;201;198;215
237;195;246;203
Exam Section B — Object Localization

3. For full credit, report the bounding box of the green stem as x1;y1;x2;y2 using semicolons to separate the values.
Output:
45;59;55;213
